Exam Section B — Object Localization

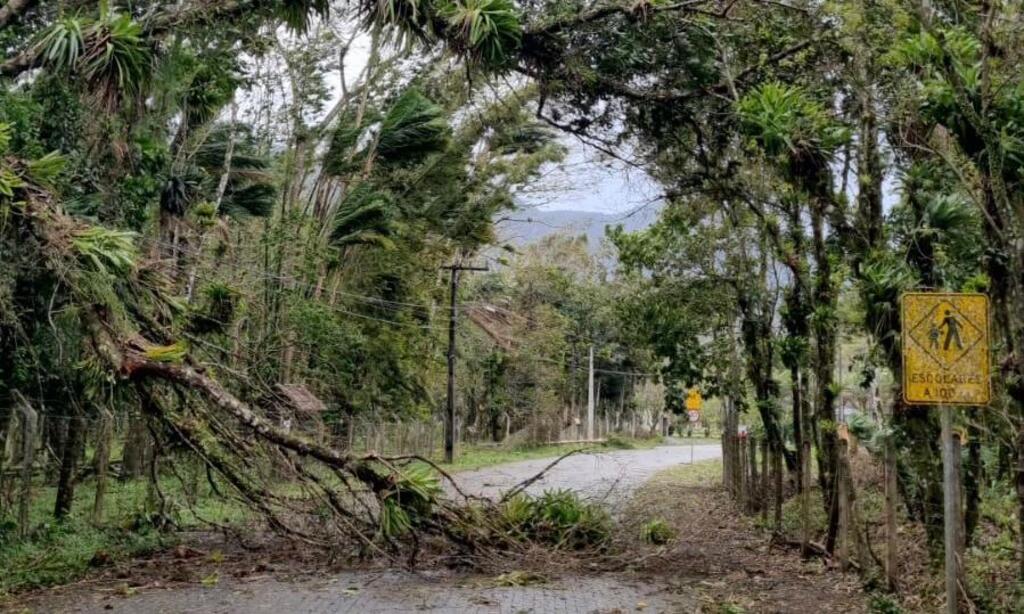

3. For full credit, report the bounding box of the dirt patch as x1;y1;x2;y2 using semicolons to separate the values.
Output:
616;462;869;613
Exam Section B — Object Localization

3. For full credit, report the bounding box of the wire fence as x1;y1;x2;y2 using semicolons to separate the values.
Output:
0;401;680;541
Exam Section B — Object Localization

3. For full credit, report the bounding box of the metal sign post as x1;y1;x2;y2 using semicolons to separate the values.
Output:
902;292;990;614
686;389;702;464
940;403;963;614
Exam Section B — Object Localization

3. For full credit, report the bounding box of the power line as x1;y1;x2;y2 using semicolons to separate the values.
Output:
128;240;660;377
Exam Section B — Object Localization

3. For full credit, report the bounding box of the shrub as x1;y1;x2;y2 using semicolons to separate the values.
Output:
867;593;903;614
498;489;611;550
640;519;675;545
602;435;635;450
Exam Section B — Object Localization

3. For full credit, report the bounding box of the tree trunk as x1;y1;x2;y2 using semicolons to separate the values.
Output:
837;439;850;570
810;198;840;550
760;437;769;522
748;435;759;514
123;412;149;479
54;410;85;520
13;392;37;538
773;441;783;531
1017;429;1024;580
92;414;113;524
885;403;900;591
964;422;981;547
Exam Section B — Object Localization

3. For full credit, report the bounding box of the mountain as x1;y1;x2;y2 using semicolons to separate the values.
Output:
494;205;662;250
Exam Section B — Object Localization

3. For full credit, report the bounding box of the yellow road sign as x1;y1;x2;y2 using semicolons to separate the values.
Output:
685;389;702;411
901;292;990;406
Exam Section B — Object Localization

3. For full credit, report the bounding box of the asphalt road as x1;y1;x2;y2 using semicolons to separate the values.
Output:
452;441;722;512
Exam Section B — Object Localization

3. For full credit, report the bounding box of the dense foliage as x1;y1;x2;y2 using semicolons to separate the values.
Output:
4;0;1024;608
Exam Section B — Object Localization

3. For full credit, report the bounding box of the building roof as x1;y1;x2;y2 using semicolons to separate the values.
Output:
273;383;327;415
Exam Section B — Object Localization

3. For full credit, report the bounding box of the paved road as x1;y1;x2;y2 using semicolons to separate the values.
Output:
29;571;685;614
453;442;721;513
19;442;720;614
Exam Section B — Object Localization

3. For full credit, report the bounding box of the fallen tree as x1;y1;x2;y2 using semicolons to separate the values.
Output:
4;158;619;566
5;159;479;561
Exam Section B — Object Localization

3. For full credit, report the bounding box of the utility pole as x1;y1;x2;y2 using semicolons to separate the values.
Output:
587;345;595;441
442;263;488;463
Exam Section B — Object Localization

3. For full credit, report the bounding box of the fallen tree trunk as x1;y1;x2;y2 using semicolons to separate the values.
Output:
7;173;606;566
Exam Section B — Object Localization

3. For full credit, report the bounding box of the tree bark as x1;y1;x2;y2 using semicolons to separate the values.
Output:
0;0;37;28
54;409;85;520
123;412;149;479
92;414;113;524
964;423;981;547
13;392;36;538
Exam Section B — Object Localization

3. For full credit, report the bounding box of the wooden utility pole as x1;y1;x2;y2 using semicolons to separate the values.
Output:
885;398;899;592
442;263;488;463
587;345;595;441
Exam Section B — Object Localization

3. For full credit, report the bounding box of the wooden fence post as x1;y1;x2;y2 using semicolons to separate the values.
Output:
885;413;899;591
748;436;759;514
773;442;783;531
801;440;811;557
92;412;113;525
838;438;850;571
761;438;769;523
13;392;37;538
738;435;747;506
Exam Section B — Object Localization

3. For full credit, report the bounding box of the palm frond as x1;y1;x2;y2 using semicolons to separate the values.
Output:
36;12;152;109
70;226;138;275
323;108;377;176
35;17;86;71
924;193;974;233
440;0;522;69
329;185;398;249
278;0;330;33
356;0;436;46
376;88;450;165
26;151;67;186
737;82;849;160
0;123;11;155
489;122;558;155
222;183;277;218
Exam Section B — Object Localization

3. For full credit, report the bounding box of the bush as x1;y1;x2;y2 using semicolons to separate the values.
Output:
499;489;611;550
602;435;635;450
867;593;903;614
640;519;675;545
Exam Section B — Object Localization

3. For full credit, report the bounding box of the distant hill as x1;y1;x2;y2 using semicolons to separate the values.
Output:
494;206;662;250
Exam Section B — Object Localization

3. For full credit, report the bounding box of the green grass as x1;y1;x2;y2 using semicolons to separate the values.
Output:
0;465;255;597
447;436;665;472
0;517;165;596
670;436;720;445
639;458;724;489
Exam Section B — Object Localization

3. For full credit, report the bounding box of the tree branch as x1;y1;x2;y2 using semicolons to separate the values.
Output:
0;0;38;30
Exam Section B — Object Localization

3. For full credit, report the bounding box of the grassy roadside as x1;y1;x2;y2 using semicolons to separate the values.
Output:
0;474;259;596
447;435;665;472
0;435;664;596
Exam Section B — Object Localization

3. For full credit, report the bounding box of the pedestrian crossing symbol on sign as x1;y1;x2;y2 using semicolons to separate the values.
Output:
902;292;990;405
